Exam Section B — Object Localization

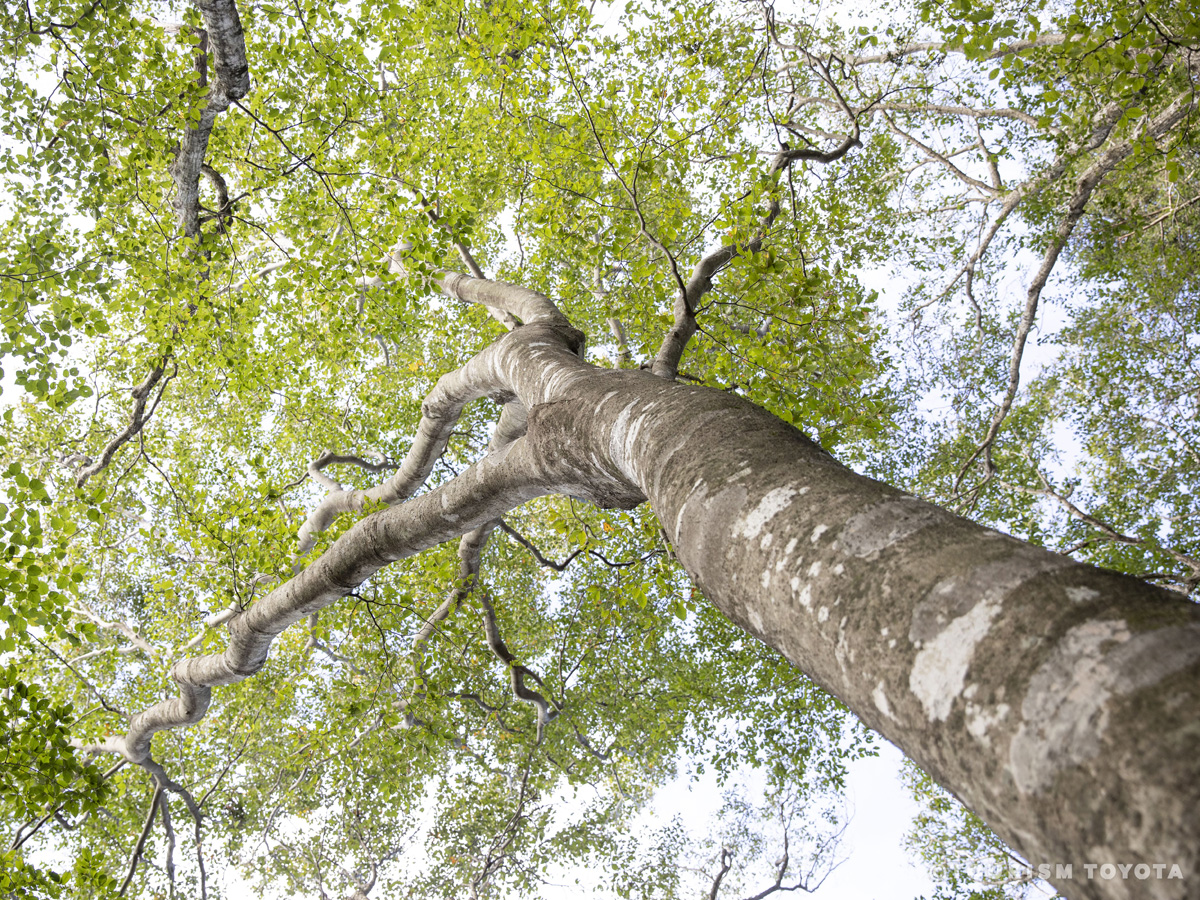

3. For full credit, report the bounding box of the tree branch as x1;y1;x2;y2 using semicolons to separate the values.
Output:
651;129;860;380
499;520;582;571
402;185;518;330
709;848;734;900
955;89;1197;493
1000;459;1200;586
171;0;251;239
74;363;172;488
118;781;163;896
82;377;576;764
294;344;529;559
479;591;560;744
832;33;1070;67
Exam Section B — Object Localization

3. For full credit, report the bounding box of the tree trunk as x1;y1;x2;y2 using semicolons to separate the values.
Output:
512;326;1200;900
100;316;1199;900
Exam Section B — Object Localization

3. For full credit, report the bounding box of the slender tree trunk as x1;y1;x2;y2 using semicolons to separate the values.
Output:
511;326;1200;900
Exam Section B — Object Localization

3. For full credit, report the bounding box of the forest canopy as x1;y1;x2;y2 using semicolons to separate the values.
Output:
0;0;1197;896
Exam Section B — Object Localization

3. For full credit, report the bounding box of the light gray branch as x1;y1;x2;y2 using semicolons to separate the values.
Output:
171;0;250;238
68;604;155;655
882;112;1000;197
294;343;525;559
403;186;518;330
435;271;575;330
83;396;570;764
830;33;1070;67
956;89;1196;489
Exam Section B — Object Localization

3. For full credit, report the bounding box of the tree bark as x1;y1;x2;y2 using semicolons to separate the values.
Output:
98;313;1199;900
507;333;1200;900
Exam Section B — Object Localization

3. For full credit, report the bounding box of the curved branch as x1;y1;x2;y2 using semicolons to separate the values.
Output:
80;428;572;765
403;186;518;330
590;244;632;364
652;130;861;380
479;591;560;743
74;363;172;488
434;272;575;330
199;163;231;227
307;450;397;492
499;520;582;571
295;339;526;558
709;849;733;900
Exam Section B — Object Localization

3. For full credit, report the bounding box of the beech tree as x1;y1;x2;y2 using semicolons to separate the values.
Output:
1;0;1198;898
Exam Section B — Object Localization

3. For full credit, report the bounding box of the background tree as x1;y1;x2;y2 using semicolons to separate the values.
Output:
0;0;1197;897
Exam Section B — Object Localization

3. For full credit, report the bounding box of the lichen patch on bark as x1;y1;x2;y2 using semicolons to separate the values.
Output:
1010;620;1200;794
734;486;800;540
834;497;941;559
910;597;1003;722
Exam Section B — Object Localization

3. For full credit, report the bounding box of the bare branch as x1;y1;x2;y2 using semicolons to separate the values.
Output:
307;450;397;492
160;793;177;888
882;113;1000;197
860;99;1045;129
955;89;1197;491
479;591;561;743
499;520;582;571
709;848;734;900
118;781;163;896
139;756;204;824
74;363;172;488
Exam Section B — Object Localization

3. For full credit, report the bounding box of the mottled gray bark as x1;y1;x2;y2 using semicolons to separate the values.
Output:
511;346;1199;900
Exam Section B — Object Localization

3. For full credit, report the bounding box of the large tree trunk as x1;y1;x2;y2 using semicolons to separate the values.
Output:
100;314;1198;900
511;325;1200;900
